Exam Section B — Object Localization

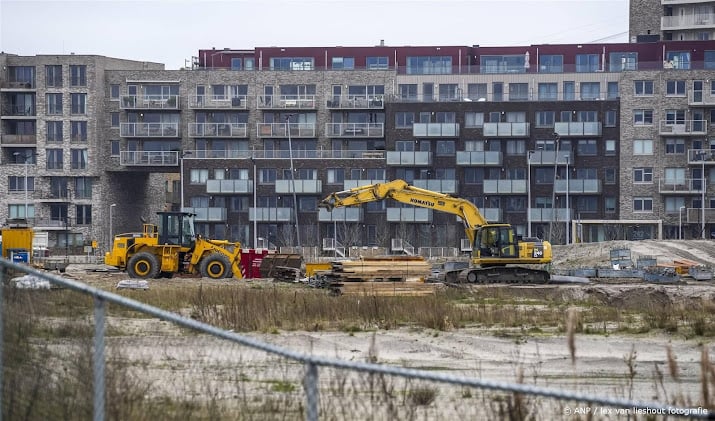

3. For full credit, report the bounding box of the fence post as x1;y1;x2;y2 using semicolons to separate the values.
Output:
304;362;319;421
93;296;106;421
0;264;4;421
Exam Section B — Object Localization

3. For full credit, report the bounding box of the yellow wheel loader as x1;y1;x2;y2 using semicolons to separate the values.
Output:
105;212;243;280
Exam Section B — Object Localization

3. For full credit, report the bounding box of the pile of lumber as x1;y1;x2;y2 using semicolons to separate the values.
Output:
324;255;431;283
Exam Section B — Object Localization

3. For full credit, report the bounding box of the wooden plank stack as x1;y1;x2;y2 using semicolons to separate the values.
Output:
325;255;432;283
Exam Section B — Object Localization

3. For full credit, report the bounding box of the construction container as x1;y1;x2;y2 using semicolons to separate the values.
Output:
240;249;271;278
1;220;34;264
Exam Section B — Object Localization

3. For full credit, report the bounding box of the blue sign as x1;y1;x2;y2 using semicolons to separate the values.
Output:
11;251;29;263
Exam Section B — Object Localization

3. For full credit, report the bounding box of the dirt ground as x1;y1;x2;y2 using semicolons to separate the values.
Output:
40;240;715;414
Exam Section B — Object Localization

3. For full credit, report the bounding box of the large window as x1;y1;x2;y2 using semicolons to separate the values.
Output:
467;83;487;100
398;84;417;101
47;149;63;170
535;111;555;127
331;57;354;69
576;54;599;72
71;121;87;142
634;167;653;183
538;83;557;100
70;93;86;114
395;112;415;128
75;177;93;198
481;55;526;73
634;109;653;125
633;139;653;155
366;56;388;70
8;175;34;192
633;197;653;212
664;168;686;184
563;81;575;100
270;57;313;70
539;55;563;73
666;138;685;154
666;80;686;96
665;51;690;69
46;65;62;87
71;149;88;170
508;83;529;101
46;93;63;115
9;204;34;219
577;140;597;155
69;65;86;86
580;82;600;100
47;121;63;142
190;169;209;184
706;51;715;69
76;205;92;225
634;80;653;96
406;56;452;74
465;112;484;128
609;52;638;71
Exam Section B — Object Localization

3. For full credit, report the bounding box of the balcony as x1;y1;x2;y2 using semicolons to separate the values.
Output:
688;90;715;106
658;178;705;194
413;123;460;137
530;208;571;223
554;179;602;194
483;180;527;194
119;151;179;166
249;207;293;222
120;122;180;138
688;149;715;164
182;207;227;222
658;120;707;136
256;123;316;138
685;207;715;224
662;13;715;30
483;122;530;137
275;179;322;194
188;95;247;109
386;208;432;223
206;179;253;194
0;134;37;146
412;179;458;194
33;218;70;230
38;189;71;202
456;151;502;166
0;81;35;90
326;95;384;109
257;95;316;110
343;179;385;189
554;122;602;136
188;123;248;138
386;151;432;166
318;207;363;222
1;105;36;118
528;150;572;166
325;123;384;138
120;95;179;110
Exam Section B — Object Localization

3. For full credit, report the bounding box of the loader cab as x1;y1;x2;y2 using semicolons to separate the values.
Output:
156;212;195;248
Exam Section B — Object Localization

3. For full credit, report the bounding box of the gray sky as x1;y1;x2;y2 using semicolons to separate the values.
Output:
1;0;629;70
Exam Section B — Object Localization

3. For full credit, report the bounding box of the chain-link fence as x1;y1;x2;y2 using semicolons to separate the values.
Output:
0;259;710;420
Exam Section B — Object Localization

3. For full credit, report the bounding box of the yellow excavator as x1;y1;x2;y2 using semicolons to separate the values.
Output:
105;211;243;280
319;180;552;283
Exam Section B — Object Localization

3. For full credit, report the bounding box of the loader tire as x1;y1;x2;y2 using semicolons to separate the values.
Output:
127;252;160;279
199;253;231;279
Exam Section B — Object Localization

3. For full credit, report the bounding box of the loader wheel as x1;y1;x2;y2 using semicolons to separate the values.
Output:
199;253;231;279
127;252;160;279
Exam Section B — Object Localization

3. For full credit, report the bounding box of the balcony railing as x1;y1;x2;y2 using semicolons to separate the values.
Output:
275;179;322;194
483;122;530;137
530;208;571;222
182;207;227;222
386;208;432;223
325;95;384;109
119;151;179;166
325;123;384;137
188;123;248;138
188;95;247;109
528;150;572;165
412;179;458;194
456;151;502;166
206;179;253;194
120;122;180;138
554;179;602;194
658;120;707;135
386;151;432;166
38;189;71;202
256;95;316;109
688;148;715;164
685;207;715;224
554;122;602;136
482;207;502;222
658;178;705;194
249;207;293;222
256;123;316;138
0;134;37;145
688;90;715;106
413;123;460;137
317;207;363;222
343;179;386;189
2;105;36;117
33;218;70;230
120;95;179;110
483;180;527;194
662;13;715;30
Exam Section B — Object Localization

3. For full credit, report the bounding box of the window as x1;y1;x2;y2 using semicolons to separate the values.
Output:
331;57;355;69
580;82;600;100
76;205;92;225
326;169;345;184
605;197;616;213
575;197;598;213
435;112;456;123
665;138;685;154
366;56;388;70
465;112;484;128
259;168;276;184
633;197;653;212
71;121;87;142
46;65;62;87
634;109;653;125
110;84;120;99
467;83;487;100
535;111;555;127
464;140;485;152
634;80;653;96
9;204;34;219
664;168;686;185
480;55;526;73
705;51;715;69
539;54;563;73
576;140;597;155
69;65;86;86
111;112;120;128
190;169;209;184
605;110;617;127
664;109;685;125
395;112;414;128
463;168;484;184
538;83;558;100
46;93;62;114
666;80;686;96
664;197;686;213
605;139;616;156
299;197;317;212
535;168;555;184
609;52;638;71
633;139;653;155
436;141;455;156
230;58;242;70
111;140;120;156
8;175;34;192
71;149;88;170
665;51;690;69
608;82;618;99
505;197;526;212
505;140;525;156
70;93;86;114
563;81;575;100
47;121;63;142
75;177;92;199
398;84;417;101
634;167;653;183
576;54;599;72
269;57;313;70
508;83;529;101
604;168;616;184
47;149;63;169
438;84;459;101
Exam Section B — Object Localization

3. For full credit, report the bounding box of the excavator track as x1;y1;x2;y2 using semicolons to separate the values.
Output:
455;267;550;284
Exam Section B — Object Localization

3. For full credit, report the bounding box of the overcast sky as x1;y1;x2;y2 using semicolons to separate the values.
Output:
1;0;629;70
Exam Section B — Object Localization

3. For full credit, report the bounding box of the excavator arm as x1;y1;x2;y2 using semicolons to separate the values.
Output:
319;179;488;246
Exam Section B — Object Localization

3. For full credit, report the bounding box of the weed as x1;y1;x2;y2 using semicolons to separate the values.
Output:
408;386;438;406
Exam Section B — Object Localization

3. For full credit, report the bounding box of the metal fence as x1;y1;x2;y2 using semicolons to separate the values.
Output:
0;258;710;420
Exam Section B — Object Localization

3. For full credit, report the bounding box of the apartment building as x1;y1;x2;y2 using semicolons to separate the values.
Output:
630;0;715;42
1;40;713;255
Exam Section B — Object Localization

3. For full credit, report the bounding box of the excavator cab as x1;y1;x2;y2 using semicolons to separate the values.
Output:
156;212;195;248
475;225;518;259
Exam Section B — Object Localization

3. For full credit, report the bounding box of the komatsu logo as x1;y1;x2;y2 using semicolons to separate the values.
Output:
410;198;435;207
